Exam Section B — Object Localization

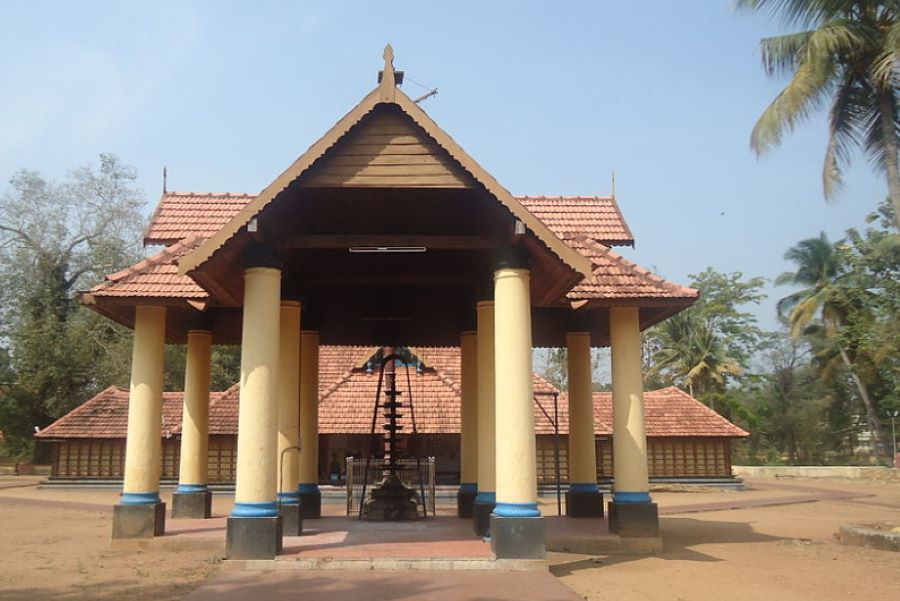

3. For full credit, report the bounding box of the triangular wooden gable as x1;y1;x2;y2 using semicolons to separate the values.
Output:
301;105;472;189
179;68;592;277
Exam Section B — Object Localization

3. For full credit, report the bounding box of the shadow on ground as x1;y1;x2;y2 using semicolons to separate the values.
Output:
550;516;787;576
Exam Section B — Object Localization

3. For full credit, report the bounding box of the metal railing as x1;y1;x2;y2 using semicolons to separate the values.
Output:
346;457;436;516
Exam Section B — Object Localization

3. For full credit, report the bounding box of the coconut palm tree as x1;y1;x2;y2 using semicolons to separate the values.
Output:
649;312;742;404
776;232;887;454
739;0;900;228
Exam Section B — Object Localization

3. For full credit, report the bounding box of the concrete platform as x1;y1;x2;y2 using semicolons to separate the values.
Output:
184;569;584;600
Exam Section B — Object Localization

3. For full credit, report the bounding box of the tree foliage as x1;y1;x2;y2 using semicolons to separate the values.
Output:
0;156;144;456
646;269;767;407
739;0;900;228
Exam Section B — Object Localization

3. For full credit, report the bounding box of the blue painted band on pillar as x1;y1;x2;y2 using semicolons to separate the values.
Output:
175;484;208;494
459;483;477;493
474;491;495;505
493;502;542;518
298;483;320;494
569;483;600;493
613;491;652;504
231;501;279;518
120;492;161;505
277;491;300;504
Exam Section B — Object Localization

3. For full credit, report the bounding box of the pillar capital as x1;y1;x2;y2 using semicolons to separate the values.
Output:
494;244;530;271
244;242;280;269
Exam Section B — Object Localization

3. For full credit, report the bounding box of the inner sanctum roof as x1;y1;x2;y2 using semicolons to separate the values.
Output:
80;47;697;347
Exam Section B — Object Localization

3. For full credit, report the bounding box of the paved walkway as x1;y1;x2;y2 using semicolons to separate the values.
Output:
184;569;583;600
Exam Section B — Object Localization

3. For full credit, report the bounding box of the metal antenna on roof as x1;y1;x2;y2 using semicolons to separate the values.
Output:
611;169;616;198
162;166;168;194
413;88;438;104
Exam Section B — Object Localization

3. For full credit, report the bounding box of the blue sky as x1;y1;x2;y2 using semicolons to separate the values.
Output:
0;1;888;332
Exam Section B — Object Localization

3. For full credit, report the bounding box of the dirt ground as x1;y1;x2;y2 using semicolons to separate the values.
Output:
0;476;898;600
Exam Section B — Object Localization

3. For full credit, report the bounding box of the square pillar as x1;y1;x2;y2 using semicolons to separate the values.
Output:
226;260;283;560
173;329;213;520
491;263;545;559
608;307;658;537
113;305;167;539
565;331;603;518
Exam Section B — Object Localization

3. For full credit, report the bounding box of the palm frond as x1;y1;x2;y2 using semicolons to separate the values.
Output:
735;0;857;28
823;75;868;199
862;85;900;174
760;30;814;76
751;24;846;154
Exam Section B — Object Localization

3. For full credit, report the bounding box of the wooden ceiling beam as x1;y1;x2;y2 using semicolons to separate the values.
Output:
282;234;497;251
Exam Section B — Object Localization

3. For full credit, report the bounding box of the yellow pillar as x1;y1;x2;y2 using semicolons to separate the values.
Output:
121;305;166;505
566;332;598;487
475;302;495;508
177;329;212;491
609;307;650;502
458;330;478;513
232;266;281;518
492;268;540;518
277;301;301;503
298;330;321;517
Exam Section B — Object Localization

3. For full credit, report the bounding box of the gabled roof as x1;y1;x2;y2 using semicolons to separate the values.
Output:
144;193;255;246
37;349;747;440
518;196;634;247
177;66;593;278
83;235;208;301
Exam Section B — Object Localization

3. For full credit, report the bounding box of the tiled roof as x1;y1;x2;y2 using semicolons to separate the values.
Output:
144;192;256;246
35;386;215;439
566;236;698;302
585;386;749;438
37;350;746;440
517;196;633;247
88;235;209;300
142;192;633;251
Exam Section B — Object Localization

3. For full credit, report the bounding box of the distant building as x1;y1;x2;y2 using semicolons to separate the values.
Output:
36;346;747;484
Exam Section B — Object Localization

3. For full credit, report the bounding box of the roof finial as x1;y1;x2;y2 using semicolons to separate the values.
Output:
379;43;398;102
163;166;168;194
611;169;616;198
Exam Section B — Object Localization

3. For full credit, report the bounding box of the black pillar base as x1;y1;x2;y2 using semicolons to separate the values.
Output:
112;502;166;539
473;500;495;538
280;503;303;536
566;489;605;518
172;490;213;519
457;489;476;518
226;515;283;559
607;501;660;537
490;515;546;559
299;489;322;519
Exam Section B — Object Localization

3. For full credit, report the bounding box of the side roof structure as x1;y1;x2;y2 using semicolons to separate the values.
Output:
37;348;747;441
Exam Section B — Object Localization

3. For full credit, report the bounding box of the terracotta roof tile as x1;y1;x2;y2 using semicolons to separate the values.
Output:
88;235;209;300
566;236;699;302
144;192;256;246
35;386;218;439
128;192;692;303
517;196;633;247
37;351;745;441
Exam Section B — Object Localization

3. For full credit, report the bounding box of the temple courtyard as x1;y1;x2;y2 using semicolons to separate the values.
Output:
0;475;897;600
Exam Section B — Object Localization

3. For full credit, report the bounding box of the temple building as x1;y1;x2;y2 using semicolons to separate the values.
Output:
36;346;748;485
73;46;702;559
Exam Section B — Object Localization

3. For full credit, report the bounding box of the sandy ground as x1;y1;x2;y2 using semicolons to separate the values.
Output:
0;476;897;600
551;478;900;601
